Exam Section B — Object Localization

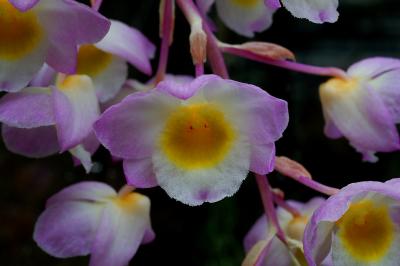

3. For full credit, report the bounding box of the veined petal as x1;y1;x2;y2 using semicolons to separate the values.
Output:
53;75;100;151
370;69;400;123
348;57;400;79
281;0;339;23
33;201;104;258
95;20;155;75
94;91;179;159
2;125;59;158
8;0;39;11
90;193;152;266
319;78;400;161
46;181;117;207
123;158;158;188
76;45;127;103
0;87;54;128
35;0;110;74
215;0;274;37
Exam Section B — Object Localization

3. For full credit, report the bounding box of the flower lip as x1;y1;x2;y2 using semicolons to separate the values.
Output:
0;0;44;60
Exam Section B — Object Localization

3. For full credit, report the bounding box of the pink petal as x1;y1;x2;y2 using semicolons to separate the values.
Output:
2;125;59;158
123;158;158;188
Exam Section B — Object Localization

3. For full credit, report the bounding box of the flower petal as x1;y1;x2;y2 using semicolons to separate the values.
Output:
215;0;274;37
94;91;179;159
123;158;158;188
370;69;400;123
52;75;100;151
89;55;128;103
36;0;110;73
348;57;400;79
319;80;400;162
281;0;339;23
33;201;104;258
0;87;54;128
46;181;117;207
249;143;276;174
90;194;152;266
96;20;155;75
153;132;251;206
8;0;39;11
2;125;59;158
30;64;56;87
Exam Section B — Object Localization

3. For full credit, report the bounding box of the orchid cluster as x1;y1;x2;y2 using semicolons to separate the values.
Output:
2;0;400;265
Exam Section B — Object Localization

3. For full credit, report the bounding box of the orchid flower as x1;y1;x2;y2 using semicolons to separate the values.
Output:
34;182;154;266
244;197;326;266
0;75;100;172
94;74;288;205
319;57;400;162
304;178;400;266
0;0;110;91
196;0;339;37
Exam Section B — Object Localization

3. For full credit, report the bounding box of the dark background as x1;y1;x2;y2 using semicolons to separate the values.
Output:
1;0;400;265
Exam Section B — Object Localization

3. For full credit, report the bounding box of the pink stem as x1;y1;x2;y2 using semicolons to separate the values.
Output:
91;0;103;11
290;176;339;196
155;0;174;84
221;48;347;79
255;174;286;241
177;0;229;78
273;194;301;217
195;63;204;77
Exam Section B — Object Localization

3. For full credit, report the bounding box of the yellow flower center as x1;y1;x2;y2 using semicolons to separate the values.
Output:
159;103;236;170
0;0;43;60
76;44;113;77
336;199;395;262
113;192;149;211
319;77;360;106
56;74;91;92
231;0;260;8
286;215;309;241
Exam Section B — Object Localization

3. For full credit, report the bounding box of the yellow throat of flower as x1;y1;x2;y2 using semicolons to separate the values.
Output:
159;103;236;170
336;199;395;262
0;0;43;60
319;77;360;106
231;0;260;8
76;44;113;77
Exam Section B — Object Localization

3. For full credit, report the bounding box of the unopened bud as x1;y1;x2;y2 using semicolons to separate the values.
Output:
274;156;312;179
190;21;207;65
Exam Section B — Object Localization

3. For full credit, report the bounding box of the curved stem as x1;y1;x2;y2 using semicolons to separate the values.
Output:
221;47;347;79
288;176;339;196
155;0;174;84
195;63;204;77
273;194;301;217
255;174;286;241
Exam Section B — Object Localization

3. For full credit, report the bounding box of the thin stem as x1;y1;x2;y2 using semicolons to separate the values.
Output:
177;0;229;78
155;0;174;84
289;176;339;196
255;174;286;241
221;47;347;79
90;0;103;11
273;194;301;217
195;63;204;77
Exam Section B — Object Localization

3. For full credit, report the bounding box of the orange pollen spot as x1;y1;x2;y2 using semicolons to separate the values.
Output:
319;77;360;106
112;192;150;212
76;44;113;77
0;0;43;60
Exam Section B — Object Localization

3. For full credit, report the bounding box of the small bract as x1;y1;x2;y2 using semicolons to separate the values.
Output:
94;74;289;205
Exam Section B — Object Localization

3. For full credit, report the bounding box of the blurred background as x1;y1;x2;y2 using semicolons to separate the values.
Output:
1;0;400;265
